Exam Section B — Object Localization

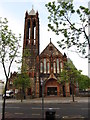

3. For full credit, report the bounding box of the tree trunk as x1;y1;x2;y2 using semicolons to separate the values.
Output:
22;87;26;99
72;83;75;102
2;78;8;120
20;89;23;102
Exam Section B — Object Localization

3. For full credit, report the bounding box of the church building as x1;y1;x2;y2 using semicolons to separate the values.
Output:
22;8;73;98
8;8;78;98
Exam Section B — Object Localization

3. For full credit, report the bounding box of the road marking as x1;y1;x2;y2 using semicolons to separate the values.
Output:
62;116;85;118
14;113;23;115
5;107;20;108
81;108;90;110
56;114;60;117
32;114;40;116
32;107;61;110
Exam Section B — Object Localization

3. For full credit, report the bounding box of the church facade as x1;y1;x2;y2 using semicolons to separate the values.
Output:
8;8;78;98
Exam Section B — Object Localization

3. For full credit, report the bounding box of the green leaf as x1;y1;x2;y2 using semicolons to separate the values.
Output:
63;23;66;26
76;9;80;14
62;47;66;49
71;10;75;13
80;6;85;10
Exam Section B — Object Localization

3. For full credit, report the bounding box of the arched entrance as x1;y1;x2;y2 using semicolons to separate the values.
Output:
45;78;60;96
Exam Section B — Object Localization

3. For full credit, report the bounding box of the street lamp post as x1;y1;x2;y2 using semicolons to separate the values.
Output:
41;78;44;119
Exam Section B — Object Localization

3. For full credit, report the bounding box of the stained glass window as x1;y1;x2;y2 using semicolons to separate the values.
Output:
47;62;50;73
53;62;56;73
60;62;63;72
40;62;43;73
44;59;46;73
57;59;59;73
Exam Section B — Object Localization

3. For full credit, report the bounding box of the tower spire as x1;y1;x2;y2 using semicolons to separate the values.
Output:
32;5;34;9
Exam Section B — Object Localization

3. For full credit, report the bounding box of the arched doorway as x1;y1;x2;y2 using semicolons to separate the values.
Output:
45;78;60;96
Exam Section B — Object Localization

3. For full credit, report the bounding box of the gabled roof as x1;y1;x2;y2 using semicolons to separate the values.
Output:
48;73;57;80
40;41;64;58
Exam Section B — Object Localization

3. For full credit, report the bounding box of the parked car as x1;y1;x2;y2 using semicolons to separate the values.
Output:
3;90;14;98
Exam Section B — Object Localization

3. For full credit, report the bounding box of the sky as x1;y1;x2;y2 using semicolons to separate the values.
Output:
0;0;89;82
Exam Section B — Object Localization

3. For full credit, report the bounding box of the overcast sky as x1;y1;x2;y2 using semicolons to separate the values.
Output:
0;0;89;82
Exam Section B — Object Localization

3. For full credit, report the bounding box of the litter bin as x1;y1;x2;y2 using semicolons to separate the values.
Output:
45;108;56;120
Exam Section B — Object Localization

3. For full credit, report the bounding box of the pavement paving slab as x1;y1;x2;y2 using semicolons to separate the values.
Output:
3;97;89;104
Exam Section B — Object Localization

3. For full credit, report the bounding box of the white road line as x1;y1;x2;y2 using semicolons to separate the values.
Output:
56;114;60;117
81;108;90;110
32;107;61;110
62;116;85;118
14;113;24;115
5;107;20;108
32;114;40;116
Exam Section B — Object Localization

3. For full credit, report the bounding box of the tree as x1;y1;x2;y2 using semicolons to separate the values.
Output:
14;72;31;102
0;18;21;120
78;74;90;90
13;47;32;102
45;1;90;57
58;59;81;102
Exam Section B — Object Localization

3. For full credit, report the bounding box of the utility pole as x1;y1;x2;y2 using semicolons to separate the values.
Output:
41;78;44;119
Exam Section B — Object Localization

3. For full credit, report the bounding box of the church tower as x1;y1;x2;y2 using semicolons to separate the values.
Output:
22;8;40;98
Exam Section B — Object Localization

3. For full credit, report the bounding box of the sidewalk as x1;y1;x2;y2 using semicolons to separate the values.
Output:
3;97;89;104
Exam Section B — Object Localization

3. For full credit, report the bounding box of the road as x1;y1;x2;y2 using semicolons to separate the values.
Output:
5;102;89;119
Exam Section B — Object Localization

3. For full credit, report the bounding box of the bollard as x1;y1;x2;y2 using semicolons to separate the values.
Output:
45;108;56;120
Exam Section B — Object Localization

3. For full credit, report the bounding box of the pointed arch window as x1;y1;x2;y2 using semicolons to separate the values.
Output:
40;62;43;73
53;62;56;73
47;62;50;74
44;59;46;73
34;26;36;40
60;62;63;72
29;28;31;40
33;26;36;45
57;59;59;73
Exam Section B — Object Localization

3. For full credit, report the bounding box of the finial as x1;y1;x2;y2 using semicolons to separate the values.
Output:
32;5;34;9
50;38;51;43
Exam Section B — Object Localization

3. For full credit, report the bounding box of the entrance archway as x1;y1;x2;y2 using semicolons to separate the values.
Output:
45;78;60;96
